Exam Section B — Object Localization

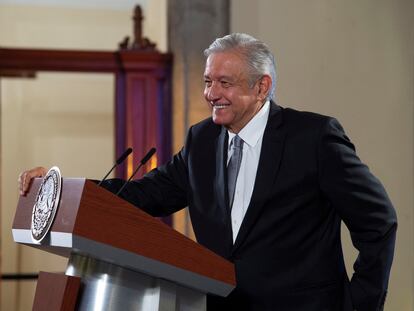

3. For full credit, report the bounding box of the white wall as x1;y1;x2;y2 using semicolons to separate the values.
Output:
0;1;166;310
231;0;413;310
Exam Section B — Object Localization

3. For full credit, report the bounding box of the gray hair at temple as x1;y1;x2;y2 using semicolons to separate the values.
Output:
204;33;277;101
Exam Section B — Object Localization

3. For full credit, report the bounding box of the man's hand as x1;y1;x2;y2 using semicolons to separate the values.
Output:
18;167;47;196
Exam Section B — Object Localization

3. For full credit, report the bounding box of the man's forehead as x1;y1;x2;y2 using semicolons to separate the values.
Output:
204;52;246;78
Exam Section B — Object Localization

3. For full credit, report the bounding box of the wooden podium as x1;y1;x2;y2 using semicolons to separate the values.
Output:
12;178;236;311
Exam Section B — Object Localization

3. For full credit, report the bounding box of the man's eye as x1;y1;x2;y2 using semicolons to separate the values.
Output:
221;81;231;88
204;80;212;87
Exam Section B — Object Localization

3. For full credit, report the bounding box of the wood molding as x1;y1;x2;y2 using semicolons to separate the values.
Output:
0;48;172;74
0;48;117;73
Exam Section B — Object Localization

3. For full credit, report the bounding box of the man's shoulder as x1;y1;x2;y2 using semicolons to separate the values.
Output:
279;105;337;127
277;105;338;136
282;106;332;124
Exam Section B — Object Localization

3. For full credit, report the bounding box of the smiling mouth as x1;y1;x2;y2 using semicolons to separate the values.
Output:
211;102;230;109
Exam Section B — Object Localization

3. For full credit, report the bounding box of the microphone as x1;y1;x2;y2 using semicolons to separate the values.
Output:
116;147;156;196
98;147;133;186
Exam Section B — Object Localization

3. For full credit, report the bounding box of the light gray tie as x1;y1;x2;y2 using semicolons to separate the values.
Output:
228;135;244;209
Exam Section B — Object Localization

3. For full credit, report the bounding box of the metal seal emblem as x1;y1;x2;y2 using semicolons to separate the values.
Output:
31;166;62;242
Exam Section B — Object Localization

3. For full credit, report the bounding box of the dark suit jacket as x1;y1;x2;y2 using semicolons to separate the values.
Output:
104;103;397;311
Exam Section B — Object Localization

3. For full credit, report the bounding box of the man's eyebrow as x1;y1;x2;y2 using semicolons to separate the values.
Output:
203;75;235;81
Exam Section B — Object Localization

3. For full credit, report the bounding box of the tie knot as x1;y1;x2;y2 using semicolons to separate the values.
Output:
233;135;243;148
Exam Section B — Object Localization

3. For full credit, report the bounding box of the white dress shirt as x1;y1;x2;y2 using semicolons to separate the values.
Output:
227;101;270;242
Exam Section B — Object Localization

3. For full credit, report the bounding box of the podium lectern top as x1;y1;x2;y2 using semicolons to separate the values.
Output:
13;178;236;297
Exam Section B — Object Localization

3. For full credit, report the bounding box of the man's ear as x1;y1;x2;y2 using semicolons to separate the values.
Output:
257;75;272;101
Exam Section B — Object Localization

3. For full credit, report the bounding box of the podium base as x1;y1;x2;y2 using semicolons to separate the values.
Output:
65;253;206;311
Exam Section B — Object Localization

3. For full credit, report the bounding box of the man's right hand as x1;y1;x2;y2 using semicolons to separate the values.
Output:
18;167;47;196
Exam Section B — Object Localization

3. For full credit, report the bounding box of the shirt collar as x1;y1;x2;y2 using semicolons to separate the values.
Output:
228;100;270;148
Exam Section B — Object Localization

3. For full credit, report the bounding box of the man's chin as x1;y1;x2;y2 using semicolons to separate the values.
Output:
212;116;228;126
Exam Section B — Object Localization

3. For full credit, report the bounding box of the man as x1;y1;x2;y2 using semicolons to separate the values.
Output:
19;33;397;311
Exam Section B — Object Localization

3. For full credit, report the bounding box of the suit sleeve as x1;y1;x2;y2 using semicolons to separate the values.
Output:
101;128;193;217
318;118;397;311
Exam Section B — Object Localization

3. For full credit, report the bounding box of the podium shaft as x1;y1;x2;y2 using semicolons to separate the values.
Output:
65;253;206;311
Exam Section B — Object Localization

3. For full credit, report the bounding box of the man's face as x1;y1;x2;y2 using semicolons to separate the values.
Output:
203;51;264;133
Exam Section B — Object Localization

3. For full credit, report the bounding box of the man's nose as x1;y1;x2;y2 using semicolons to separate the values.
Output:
206;82;221;101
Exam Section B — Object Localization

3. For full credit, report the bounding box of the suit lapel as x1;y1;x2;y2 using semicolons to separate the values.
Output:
232;104;285;253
